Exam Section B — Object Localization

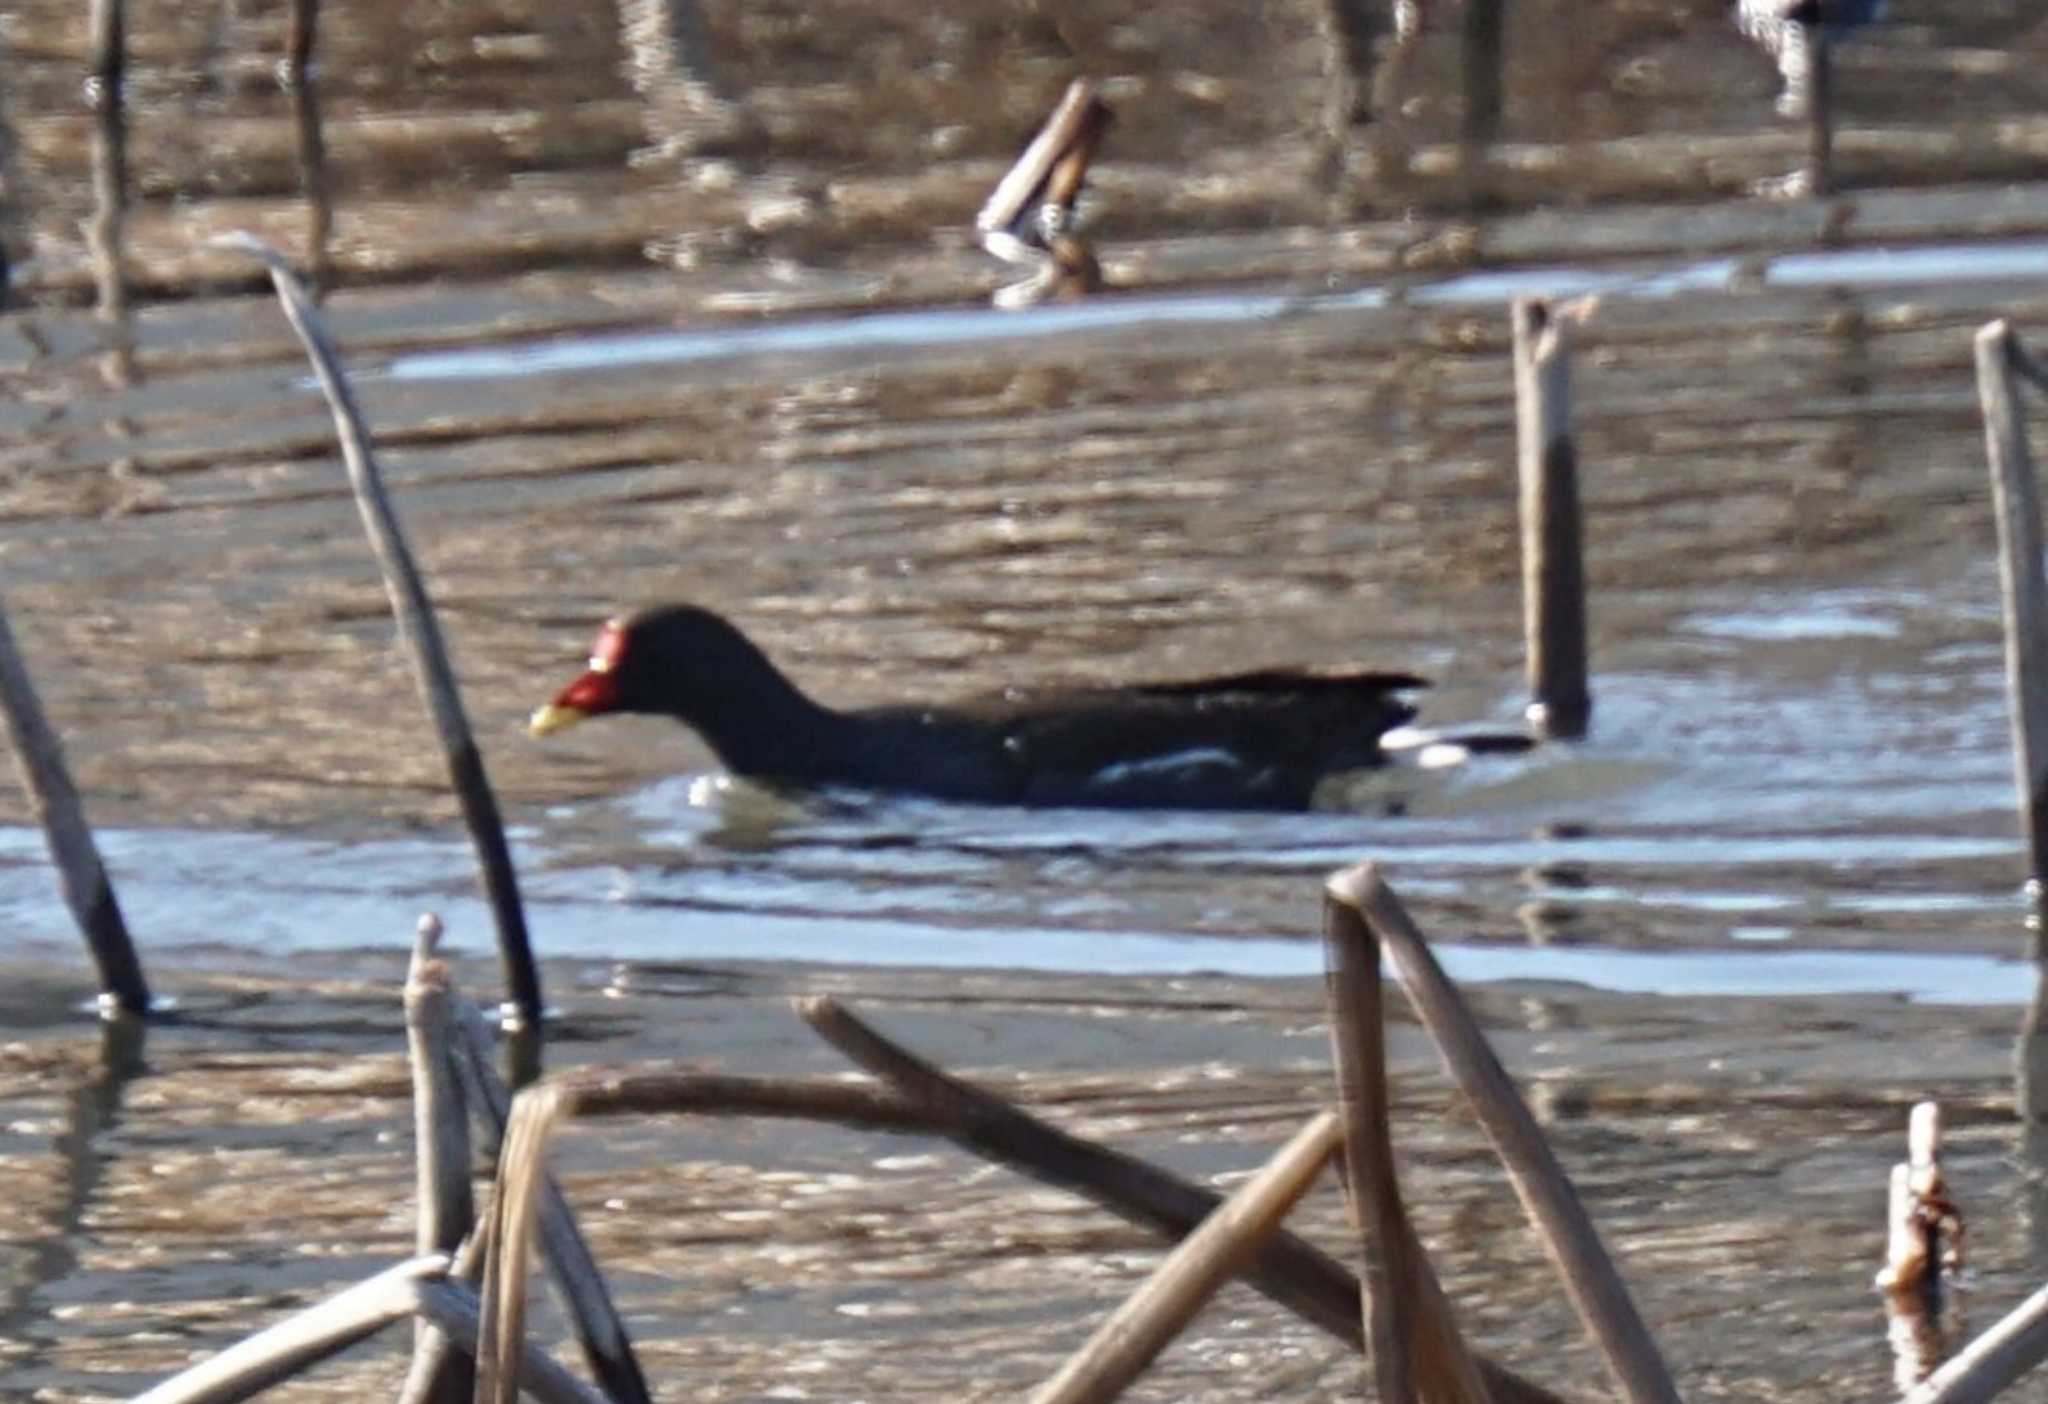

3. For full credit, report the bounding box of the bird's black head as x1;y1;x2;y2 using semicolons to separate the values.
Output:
528;603;785;736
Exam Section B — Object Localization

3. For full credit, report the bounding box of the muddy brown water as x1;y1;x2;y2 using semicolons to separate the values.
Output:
8;0;2048;1398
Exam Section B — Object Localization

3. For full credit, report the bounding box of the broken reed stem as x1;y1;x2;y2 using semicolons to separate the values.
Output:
398;915;474;1404
1881;1163;1927;1299
410;1276;615;1404
795;994;1566;1404
515;1052;1556;1404
1326;887;1412;1403
1881;1163;1943;1393
1028;1112;1344;1404
477;1083;574;1404
449;1002;652;1404
1976;319;2048;938
0;597;151;1016
1340;863;1680;1404
1513;298;1591;741
220;235;544;1032
976;78;1104;240
1324;888;1490;1404
1904;1283;2048;1404
131;1255;450;1404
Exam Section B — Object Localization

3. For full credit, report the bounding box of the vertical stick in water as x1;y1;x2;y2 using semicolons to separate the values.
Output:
221;235;545;1033
86;0;128;327
1346;864;1681;1404
1323;883;1415;1404
0;601;150;1015
448;1003;652;1404
1975;319;2048;943
284;0;332;298
1458;0;1504;202
1323;873;1492;1404
398;915;474;1404
1801;17;1835;198
1513;299;1591;739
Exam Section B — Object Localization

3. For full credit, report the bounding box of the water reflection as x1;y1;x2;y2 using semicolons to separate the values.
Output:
85;0;132;388
285;0;333;299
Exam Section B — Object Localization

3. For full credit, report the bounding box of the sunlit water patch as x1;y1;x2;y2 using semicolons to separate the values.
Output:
0;565;2033;987
0;819;2035;1004
381;238;2048;386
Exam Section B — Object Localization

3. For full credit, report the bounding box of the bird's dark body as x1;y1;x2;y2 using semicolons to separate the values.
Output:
534;605;1426;812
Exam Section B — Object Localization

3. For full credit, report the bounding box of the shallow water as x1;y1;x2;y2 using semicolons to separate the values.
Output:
9;268;2048;986
8;0;2048;1398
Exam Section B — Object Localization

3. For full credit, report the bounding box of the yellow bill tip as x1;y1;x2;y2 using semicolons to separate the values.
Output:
528;703;588;739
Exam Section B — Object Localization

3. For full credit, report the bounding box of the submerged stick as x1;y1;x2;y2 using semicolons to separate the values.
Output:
217;235;544;1033
399;915;475;1404
0;598;151;1015
1325;889;1490;1404
1029;1112;1343;1404
1513;299;1590;740
1339;863;1678;1404
1976;320;2048;939
132;1255;449;1404
450;1003;652;1404
796;995;1565;1404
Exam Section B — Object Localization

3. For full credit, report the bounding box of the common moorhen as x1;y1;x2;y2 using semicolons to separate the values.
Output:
528;604;1451;812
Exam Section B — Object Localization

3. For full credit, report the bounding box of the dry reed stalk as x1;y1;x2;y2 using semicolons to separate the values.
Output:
1877;1103;1962;1299
449;1003;651;1404
217;234;544;1032
1028;1112;1344;1404
410;1276;615;1404
559;1068;938;1128
477;1084;574;1404
976;79;1106;244
0;598;151;1016
1881;1160;1945;1393
131;1254;450;1404
1324;887;1491;1404
1337;863;1679;1404
1513;298;1590;740
1879;1103;1967;1390
795;995;1567;1404
1976;319;2048;943
399;915;476;1404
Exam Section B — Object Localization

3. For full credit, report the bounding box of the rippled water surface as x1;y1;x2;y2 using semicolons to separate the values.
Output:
9;0;2048;1398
